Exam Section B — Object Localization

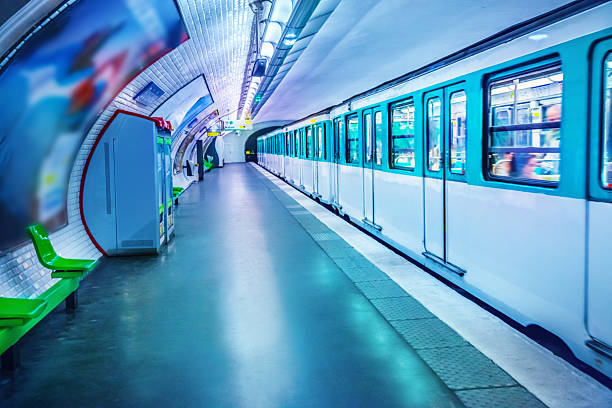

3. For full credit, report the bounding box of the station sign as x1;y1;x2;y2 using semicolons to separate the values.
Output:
224;119;253;131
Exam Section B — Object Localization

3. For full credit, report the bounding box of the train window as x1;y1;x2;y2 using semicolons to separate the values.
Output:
390;100;415;170
375;111;383;166
487;66;562;185
346;114;359;163
602;52;612;188
449;91;467;174
306;127;313;158
427;97;442;171
286;133;290;155
335;117;344;161
316;125;325;160
299;130;304;157
364;113;372;164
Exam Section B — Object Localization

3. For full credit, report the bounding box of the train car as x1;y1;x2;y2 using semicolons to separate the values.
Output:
257;8;612;379
261;114;333;203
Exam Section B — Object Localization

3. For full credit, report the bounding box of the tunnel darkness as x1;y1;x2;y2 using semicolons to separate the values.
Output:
245;126;281;162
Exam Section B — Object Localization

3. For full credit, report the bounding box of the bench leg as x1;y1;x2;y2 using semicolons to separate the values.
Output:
1;344;21;371
66;289;78;312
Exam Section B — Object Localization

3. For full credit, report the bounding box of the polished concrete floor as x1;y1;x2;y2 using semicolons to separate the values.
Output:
1;163;461;407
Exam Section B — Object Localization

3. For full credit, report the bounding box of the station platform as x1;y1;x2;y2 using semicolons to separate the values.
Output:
1;163;610;407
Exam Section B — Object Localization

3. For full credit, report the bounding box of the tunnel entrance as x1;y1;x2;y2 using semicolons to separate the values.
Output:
244;126;281;162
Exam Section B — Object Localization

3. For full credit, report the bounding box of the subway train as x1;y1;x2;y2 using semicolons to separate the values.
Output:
257;12;612;379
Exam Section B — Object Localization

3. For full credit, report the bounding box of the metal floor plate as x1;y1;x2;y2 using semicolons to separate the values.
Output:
310;232;340;242
370;296;436;321
391;318;469;350
339;266;390;283
456;386;548;408
416;345;517;390
354;279;408;299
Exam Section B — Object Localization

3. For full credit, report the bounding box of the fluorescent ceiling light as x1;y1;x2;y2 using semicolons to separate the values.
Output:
528;33;548;41
284;34;297;46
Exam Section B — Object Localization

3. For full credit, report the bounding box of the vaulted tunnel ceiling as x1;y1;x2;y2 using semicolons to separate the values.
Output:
2;0;599;130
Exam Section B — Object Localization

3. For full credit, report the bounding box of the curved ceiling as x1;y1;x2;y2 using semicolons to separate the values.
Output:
255;0;577;122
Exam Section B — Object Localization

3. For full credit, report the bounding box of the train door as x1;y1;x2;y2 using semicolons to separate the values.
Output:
299;128;304;188
313;124;320;196
293;130;299;184
586;40;612;353
422;84;466;274
282;133;287;178
361;108;382;229
362;109;374;225
332;118;341;206
423;89;445;259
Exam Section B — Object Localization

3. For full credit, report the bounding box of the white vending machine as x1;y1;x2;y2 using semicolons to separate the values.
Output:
82;111;174;255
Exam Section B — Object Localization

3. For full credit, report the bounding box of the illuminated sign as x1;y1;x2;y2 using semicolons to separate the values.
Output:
224;119;253;131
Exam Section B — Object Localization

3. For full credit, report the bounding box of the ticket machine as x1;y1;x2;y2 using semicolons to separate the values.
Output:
159;120;175;241
82;111;174;255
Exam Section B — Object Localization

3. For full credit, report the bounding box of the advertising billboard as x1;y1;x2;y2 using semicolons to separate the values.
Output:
0;0;188;251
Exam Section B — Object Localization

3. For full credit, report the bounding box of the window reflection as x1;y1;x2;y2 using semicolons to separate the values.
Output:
602;53;612;188
488;67;562;184
390;100;415;169
375;111;383;166
427;98;442;172
364;113;372;164
317;125;325;159
449;91;467;174
306;126;312;158
346;114;359;163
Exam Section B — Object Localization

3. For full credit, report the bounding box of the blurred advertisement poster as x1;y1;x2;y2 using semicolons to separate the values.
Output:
0;0;188;251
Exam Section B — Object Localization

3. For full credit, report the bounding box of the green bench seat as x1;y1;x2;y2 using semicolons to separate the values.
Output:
1;278;80;369
0;225;97;370
173;186;185;205
27;225;98;278
0;297;47;328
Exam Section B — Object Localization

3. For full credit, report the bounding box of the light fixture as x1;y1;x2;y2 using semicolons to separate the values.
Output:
528;33;548;41
283;34;297;46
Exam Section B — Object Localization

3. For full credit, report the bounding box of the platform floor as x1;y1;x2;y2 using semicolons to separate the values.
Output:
1;163;464;407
